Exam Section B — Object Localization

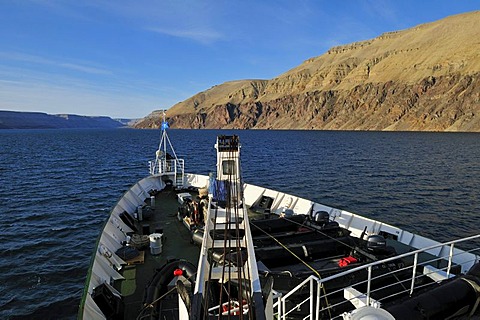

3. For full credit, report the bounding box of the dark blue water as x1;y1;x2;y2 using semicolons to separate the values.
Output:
1;129;479;319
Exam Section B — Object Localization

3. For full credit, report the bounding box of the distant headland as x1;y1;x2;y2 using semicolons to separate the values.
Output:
0;110;134;129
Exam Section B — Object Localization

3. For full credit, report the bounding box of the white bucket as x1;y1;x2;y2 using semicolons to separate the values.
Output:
149;233;163;255
150;195;155;208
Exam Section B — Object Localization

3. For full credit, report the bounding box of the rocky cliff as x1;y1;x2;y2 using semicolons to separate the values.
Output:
0;111;125;129
135;11;480;131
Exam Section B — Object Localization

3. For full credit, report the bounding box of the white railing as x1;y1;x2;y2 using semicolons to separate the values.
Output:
149;159;184;176
149;158;185;187
274;234;480;319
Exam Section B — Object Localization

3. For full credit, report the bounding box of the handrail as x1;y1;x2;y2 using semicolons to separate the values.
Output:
149;158;184;176
280;276;317;320
320;233;480;285
276;234;480;319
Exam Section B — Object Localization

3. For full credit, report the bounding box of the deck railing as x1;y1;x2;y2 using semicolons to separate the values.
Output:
148;158;183;175
274;234;480;319
148;158;185;187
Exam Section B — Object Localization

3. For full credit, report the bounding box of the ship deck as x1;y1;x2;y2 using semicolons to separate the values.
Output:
109;185;464;320
113;187;200;320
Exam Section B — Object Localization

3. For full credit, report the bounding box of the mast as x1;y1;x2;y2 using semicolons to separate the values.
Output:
148;110;184;188
191;135;267;319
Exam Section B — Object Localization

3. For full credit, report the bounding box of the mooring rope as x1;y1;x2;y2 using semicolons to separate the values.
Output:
281;215;409;292
249;222;332;318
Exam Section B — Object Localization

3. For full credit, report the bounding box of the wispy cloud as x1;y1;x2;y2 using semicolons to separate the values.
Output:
71;1;226;44
0;81;155;118
56;62;111;75
0;64;187;118
139;2;225;44
147;27;223;44
0;51;112;75
0;74;159;118
363;0;398;24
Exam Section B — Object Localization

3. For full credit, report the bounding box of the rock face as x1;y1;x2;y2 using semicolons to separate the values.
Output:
135;11;480;131
0;111;125;129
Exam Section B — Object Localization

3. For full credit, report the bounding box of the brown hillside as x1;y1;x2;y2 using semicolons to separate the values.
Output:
135;11;480;131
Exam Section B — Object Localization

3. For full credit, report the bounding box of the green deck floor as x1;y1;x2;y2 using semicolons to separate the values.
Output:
114;188;200;320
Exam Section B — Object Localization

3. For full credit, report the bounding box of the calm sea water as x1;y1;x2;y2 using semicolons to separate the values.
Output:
1;129;479;319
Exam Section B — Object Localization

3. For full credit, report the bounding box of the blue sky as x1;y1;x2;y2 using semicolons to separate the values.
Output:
0;1;478;118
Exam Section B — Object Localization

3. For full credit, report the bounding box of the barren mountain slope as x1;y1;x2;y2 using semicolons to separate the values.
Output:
135;11;480;131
